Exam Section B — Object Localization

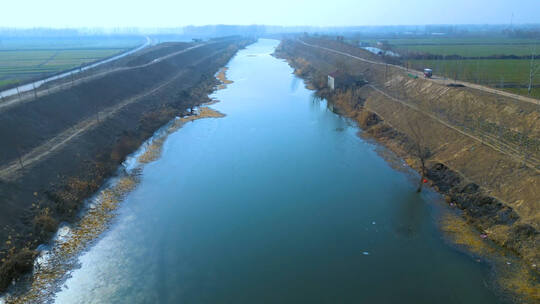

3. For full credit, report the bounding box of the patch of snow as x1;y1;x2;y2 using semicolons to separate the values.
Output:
53;224;72;244
34;247;53;270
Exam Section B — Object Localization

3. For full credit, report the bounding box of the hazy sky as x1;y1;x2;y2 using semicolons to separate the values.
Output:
2;0;538;28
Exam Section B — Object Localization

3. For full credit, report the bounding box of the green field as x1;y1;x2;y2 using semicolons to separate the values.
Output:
0;36;144;90
398;44;539;57
407;59;540;98
356;36;540;99
366;37;539;45
357;37;539;57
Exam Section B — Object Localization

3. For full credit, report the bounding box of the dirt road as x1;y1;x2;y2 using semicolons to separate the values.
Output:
0;36;151;100
0;42;209;113
0;47;218;180
295;39;539;171
366;84;540;171
297;39;540;106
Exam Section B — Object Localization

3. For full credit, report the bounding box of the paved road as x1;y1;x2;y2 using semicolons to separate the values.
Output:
297;39;540;106
0;36;152;99
0;42;209;113
295;39;539;171
0;45;220;180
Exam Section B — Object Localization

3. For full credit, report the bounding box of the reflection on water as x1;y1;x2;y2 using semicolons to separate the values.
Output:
54;39;506;304
393;192;426;239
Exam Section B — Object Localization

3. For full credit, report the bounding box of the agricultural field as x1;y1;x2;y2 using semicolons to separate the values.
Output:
0;36;145;90
356;36;540;98
398;44;538;57
406;59;540;98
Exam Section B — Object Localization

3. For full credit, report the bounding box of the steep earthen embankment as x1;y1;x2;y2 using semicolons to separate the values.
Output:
275;38;539;275
0;37;253;292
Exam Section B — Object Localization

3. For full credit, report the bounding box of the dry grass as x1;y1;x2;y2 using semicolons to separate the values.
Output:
280;45;540;302
498;264;540;302
440;213;540;303
137;107;225;164
6;105;227;302
440;212;495;256
137;138;165;164
6;175;138;304
32;208;58;235
216;67;233;86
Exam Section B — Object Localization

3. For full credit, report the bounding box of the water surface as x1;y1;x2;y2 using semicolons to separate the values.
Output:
54;39;504;304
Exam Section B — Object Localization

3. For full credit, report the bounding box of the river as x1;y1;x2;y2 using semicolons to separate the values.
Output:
52;39;505;303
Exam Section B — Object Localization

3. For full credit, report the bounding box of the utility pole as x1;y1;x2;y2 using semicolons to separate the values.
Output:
32;83;38;99
16;145;24;170
16;86;22;99
528;45;539;96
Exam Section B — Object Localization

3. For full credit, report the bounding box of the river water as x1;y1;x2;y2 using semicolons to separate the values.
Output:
53;39;504;303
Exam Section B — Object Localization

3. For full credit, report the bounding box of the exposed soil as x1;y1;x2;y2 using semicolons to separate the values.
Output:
0;37;253;293
275;38;539;302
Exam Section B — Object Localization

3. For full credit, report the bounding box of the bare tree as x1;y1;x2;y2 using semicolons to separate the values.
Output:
405;115;432;192
527;45;540;96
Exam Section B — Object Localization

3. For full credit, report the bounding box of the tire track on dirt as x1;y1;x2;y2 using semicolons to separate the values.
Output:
0;43;212;113
297;39;540;106
0;49;219;180
366;84;540;172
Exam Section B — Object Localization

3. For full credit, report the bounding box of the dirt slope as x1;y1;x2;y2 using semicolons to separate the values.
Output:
0;37;253;292
276;38;539;271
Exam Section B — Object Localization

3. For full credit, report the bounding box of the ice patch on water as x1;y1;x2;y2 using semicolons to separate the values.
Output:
32;223;72;270
54;224;72;244
122;116;183;174
34;247;52;270
87;194;102;209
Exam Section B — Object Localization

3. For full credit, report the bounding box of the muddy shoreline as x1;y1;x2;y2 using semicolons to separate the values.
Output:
0;38;252;297
2;105;227;303
273;45;539;302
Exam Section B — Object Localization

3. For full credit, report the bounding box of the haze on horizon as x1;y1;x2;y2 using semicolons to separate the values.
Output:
2;0;538;29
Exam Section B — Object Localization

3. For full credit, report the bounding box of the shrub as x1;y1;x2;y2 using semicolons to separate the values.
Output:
33;208;58;235
0;248;36;292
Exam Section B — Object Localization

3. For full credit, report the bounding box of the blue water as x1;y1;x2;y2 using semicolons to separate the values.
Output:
54;39;503;304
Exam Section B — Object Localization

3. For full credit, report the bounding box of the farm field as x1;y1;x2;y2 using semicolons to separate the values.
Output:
407;59;540;98
0;36;144;90
398;44;539;57
357;37;539;56
355;36;540;99
361;37;539;45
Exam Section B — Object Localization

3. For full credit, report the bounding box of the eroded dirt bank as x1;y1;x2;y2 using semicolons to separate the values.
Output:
275;38;539;302
0;37;253;293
